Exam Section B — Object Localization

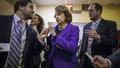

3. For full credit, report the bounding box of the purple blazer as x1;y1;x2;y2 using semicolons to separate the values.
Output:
47;23;79;68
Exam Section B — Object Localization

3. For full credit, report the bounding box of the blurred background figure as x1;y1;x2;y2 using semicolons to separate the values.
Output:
31;14;44;35
30;14;44;68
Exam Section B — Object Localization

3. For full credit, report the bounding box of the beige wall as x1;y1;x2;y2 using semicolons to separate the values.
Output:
102;6;120;29
35;5;56;28
35;5;120;29
0;1;120;29
0;0;14;15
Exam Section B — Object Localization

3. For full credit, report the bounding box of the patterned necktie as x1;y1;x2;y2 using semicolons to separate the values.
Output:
87;23;97;55
4;20;23;68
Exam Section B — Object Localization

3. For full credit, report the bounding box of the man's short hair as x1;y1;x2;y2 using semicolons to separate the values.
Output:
14;0;33;13
93;3;103;14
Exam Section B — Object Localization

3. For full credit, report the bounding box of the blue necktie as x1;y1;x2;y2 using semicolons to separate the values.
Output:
4;20;23;68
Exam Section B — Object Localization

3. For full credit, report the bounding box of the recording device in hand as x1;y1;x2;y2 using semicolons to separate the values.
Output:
85;52;93;62
47;22;53;36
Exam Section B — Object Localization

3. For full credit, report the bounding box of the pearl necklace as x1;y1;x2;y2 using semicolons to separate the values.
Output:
58;26;65;30
58;23;67;30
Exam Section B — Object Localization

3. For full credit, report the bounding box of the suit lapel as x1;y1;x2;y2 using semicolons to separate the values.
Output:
8;15;13;31
23;24;30;56
96;19;104;34
85;23;91;30
7;15;13;42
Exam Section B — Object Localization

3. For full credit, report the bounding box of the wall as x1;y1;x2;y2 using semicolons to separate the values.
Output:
0;0;14;15
35;5;120;29
102;5;120;29
35;5;56;28
35;5;90;25
0;1;120;29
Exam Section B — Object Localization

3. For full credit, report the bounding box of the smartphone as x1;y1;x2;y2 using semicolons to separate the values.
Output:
48;22;53;27
85;52;93;62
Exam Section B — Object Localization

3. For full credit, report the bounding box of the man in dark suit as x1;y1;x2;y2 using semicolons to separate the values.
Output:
0;0;43;68
92;49;120;68
79;3;118;68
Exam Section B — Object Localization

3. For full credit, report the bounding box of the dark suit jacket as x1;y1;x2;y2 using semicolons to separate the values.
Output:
79;19;118;68
107;49;120;68
0;15;43;68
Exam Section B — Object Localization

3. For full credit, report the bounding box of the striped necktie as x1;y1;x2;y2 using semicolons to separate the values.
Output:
4;20;23;68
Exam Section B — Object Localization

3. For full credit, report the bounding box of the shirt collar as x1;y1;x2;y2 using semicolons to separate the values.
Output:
91;18;101;25
13;14;27;25
13;14;21;23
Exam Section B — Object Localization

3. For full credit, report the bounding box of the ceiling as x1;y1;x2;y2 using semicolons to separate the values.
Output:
33;0;120;6
5;0;120;6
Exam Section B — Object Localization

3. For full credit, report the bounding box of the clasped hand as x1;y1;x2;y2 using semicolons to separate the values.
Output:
37;26;56;43
85;29;100;40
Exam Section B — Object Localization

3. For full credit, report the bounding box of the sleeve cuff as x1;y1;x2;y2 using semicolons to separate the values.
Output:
105;58;112;68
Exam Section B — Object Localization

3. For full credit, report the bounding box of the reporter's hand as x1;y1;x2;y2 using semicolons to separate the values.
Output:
85;29;100;40
37;35;45;45
91;55;109;68
37;28;49;44
48;26;56;36
40;28;49;38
